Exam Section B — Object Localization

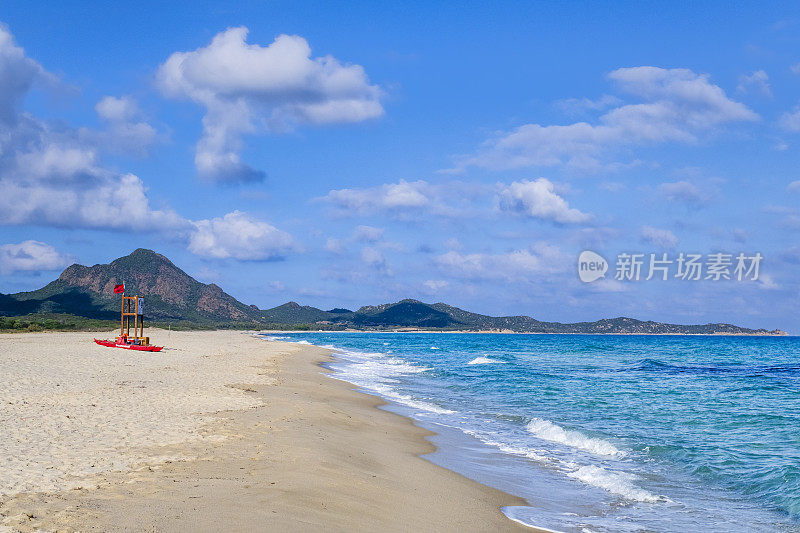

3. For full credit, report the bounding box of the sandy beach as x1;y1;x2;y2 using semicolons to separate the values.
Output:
0;330;532;532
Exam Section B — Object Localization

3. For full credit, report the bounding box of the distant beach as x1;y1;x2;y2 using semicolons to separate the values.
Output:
0;330;530;532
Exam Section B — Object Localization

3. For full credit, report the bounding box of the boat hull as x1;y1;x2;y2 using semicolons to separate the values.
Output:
94;339;163;352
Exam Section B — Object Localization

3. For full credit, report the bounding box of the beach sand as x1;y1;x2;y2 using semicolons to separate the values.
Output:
0;330;534;532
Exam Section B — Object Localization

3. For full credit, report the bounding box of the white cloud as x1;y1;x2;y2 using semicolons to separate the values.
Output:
448;67;757;172
0;26;185;233
157;27;383;183
0;240;73;274
640;226;678;249
189;211;294;261
788;180;800;193
737;70;772;97
0;26;297;262
94;95;157;155
779;105;800;132
435;243;567;281
497;178;592;224
423;280;449;291
188;211;294;260
758;274;779;290
791;62;800;75
0;23;56;120
321;179;486;218
360;246;386;269
658;180;710;205
353;225;385;241
323;179;431;214
96;95;138;121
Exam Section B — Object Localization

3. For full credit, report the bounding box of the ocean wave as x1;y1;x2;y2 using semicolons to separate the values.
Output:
326;348;452;415
381;389;456;415
462;429;549;462
566;465;664;503
260;335;290;341
462;428;663;504
526;418;624;457
467;356;504;365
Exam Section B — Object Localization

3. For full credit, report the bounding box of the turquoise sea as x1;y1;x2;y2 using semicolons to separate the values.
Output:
261;332;800;532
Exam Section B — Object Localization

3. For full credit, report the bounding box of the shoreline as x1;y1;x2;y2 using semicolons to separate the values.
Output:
259;329;790;336
0;330;537;532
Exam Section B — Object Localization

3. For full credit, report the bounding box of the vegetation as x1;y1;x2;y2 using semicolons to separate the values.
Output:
0;313;117;333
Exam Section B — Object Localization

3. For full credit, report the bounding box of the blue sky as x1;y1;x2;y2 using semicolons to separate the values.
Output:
1;1;799;332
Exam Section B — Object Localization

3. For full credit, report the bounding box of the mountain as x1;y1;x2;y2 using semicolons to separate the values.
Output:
259;298;785;335
0;250;786;335
351;300;457;328
260;302;333;324
0;248;263;324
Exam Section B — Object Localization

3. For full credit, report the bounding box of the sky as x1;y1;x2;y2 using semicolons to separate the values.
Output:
1;1;799;332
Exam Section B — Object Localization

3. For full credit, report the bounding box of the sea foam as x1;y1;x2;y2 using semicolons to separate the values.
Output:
467;356;504;365
526;418;623;457
566;465;663;503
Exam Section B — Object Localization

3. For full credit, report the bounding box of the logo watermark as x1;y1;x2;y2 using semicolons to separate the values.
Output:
578;250;609;282
578;251;762;283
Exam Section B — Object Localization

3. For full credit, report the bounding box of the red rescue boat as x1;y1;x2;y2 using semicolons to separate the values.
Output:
94;338;163;352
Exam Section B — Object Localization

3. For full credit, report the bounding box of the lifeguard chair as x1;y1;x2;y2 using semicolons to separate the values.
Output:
119;294;150;346
93;284;163;351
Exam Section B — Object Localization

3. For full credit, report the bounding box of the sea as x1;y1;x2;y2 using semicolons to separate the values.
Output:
259;332;800;532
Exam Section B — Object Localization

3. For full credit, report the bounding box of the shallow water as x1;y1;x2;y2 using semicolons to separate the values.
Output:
261;332;800;532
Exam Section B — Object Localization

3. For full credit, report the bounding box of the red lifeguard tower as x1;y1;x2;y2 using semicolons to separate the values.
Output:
94;284;163;351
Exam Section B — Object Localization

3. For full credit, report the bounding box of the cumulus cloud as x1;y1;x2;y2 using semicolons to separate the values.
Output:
0;26;296;262
435;243;567;281
640;226;678;249
157;27;383;183
448;66;757;172
497;178;592;224
779;105;800;132
737;70;771;97
94;95;157;155
0;25;185;232
0;23;55;121
788;180;800;193
188;211;294;260
0;240;73;274
658;180;710;206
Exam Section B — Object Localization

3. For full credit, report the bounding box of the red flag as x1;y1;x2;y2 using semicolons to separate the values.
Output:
113;284;125;294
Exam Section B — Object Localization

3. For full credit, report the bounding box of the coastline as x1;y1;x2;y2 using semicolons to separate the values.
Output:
260;329;790;336
0;330;534;532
